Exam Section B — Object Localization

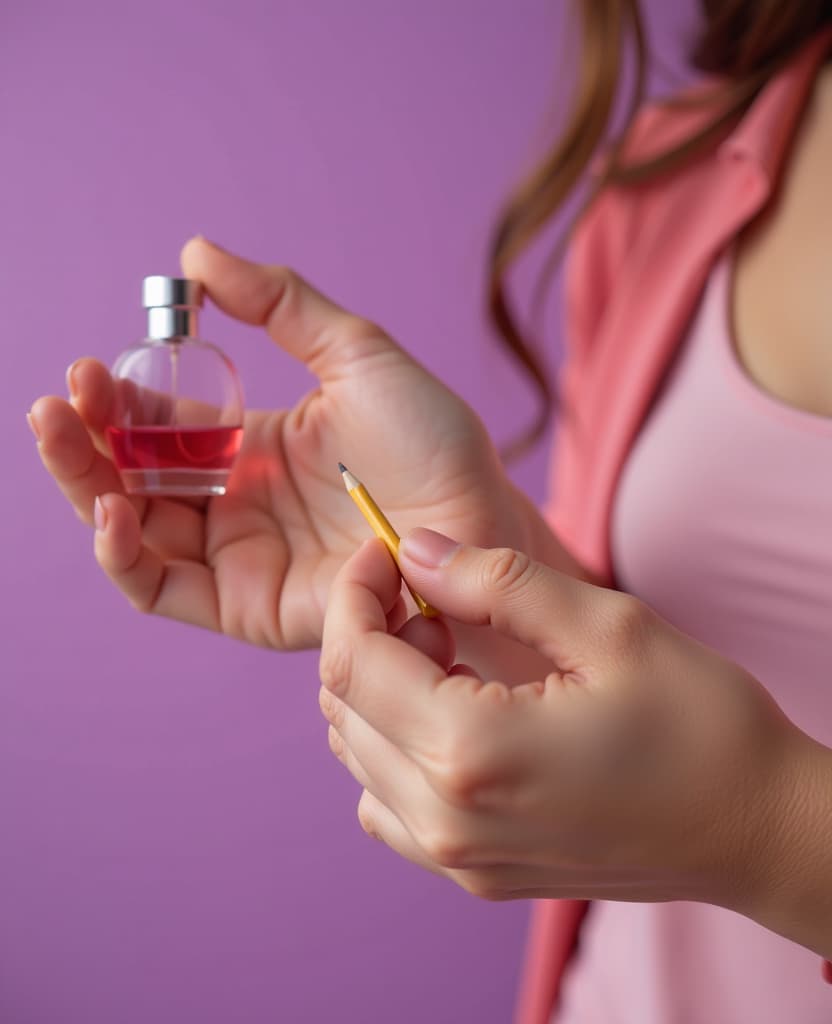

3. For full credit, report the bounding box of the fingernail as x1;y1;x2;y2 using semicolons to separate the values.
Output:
66;361;80;399
399;528;460;569
94;496;108;532
26;410;41;442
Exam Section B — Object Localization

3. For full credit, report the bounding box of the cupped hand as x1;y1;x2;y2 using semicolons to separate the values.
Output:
30;238;530;649
319;530;808;914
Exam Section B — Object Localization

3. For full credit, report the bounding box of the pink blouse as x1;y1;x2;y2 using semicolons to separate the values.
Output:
554;249;832;1022
515;26;832;1024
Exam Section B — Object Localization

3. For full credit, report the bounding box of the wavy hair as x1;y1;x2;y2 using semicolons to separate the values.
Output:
490;0;832;460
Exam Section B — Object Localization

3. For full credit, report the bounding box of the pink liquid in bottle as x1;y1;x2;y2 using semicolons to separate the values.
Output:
106;424;243;496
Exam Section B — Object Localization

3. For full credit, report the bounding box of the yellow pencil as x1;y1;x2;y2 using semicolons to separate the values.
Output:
338;462;439;618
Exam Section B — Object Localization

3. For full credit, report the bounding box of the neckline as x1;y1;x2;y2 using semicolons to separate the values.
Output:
714;248;832;437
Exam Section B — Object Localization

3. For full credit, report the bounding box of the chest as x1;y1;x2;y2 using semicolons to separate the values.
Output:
610;244;832;738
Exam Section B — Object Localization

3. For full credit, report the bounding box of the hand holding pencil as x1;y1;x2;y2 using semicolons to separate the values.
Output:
318;526;827;964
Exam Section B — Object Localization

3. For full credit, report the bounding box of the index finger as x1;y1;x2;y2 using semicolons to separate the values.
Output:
320;538;450;751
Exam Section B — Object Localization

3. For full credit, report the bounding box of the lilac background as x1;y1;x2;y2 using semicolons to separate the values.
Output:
2;3;694;1021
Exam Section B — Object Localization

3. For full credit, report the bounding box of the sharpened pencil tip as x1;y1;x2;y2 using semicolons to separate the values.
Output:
337;462;347;474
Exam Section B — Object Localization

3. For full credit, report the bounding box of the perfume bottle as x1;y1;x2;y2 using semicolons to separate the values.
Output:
106;276;244;497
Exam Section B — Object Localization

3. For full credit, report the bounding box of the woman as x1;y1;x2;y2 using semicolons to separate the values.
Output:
30;2;832;1020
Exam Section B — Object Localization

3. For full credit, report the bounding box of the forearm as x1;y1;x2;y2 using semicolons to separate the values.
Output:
742;732;832;961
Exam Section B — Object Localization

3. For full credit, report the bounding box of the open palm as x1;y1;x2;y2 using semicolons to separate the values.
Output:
31;239;531;650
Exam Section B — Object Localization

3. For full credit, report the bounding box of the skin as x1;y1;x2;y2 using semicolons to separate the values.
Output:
319;534;832;960
733;63;832;414
29;236;591;674
29;58;832;971
315;57;832;963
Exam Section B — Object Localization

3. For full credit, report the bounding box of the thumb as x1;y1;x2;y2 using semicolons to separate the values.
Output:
398;528;607;670
180;236;401;381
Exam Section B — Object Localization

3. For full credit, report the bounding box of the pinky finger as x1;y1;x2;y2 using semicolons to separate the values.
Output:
93;492;220;631
356;790;447;880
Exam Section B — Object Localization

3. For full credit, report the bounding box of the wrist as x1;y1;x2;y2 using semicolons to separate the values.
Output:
733;724;832;960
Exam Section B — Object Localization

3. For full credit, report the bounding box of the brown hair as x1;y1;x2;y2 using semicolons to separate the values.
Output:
491;0;832;461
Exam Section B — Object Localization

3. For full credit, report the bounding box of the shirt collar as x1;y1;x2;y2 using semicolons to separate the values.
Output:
718;25;832;183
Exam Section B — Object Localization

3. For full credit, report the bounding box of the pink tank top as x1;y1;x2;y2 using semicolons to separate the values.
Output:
554;249;832;1023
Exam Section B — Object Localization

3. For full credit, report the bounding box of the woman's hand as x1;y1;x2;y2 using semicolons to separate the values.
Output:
29;237;544;650
319;531;827;943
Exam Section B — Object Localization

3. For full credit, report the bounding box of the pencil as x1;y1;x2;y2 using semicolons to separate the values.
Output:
338;462;439;619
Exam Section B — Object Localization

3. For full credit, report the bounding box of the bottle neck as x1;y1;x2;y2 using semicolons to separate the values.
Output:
147;307;199;341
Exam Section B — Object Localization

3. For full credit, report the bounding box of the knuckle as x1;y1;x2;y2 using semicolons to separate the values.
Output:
263;265;301;323
333;315;389;363
603;593;654;656
317;686;345;729
274;264;300;299
356;793;379;839
481;548;533;596
318;638;353;698
276;265;299;289
338;314;376;344
424;731;487;810
420;825;473;870
430;761;481;809
327;725;345;759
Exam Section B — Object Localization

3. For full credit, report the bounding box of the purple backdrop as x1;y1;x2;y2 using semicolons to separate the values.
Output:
2;3;695;1021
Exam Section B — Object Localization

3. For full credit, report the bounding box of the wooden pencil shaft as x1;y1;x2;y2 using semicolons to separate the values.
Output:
349;485;401;559
341;468;439;618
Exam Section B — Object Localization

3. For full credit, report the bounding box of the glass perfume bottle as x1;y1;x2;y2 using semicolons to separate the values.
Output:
106;276;244;497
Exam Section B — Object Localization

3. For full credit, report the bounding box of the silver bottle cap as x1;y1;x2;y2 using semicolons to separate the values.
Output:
142;276;203;340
